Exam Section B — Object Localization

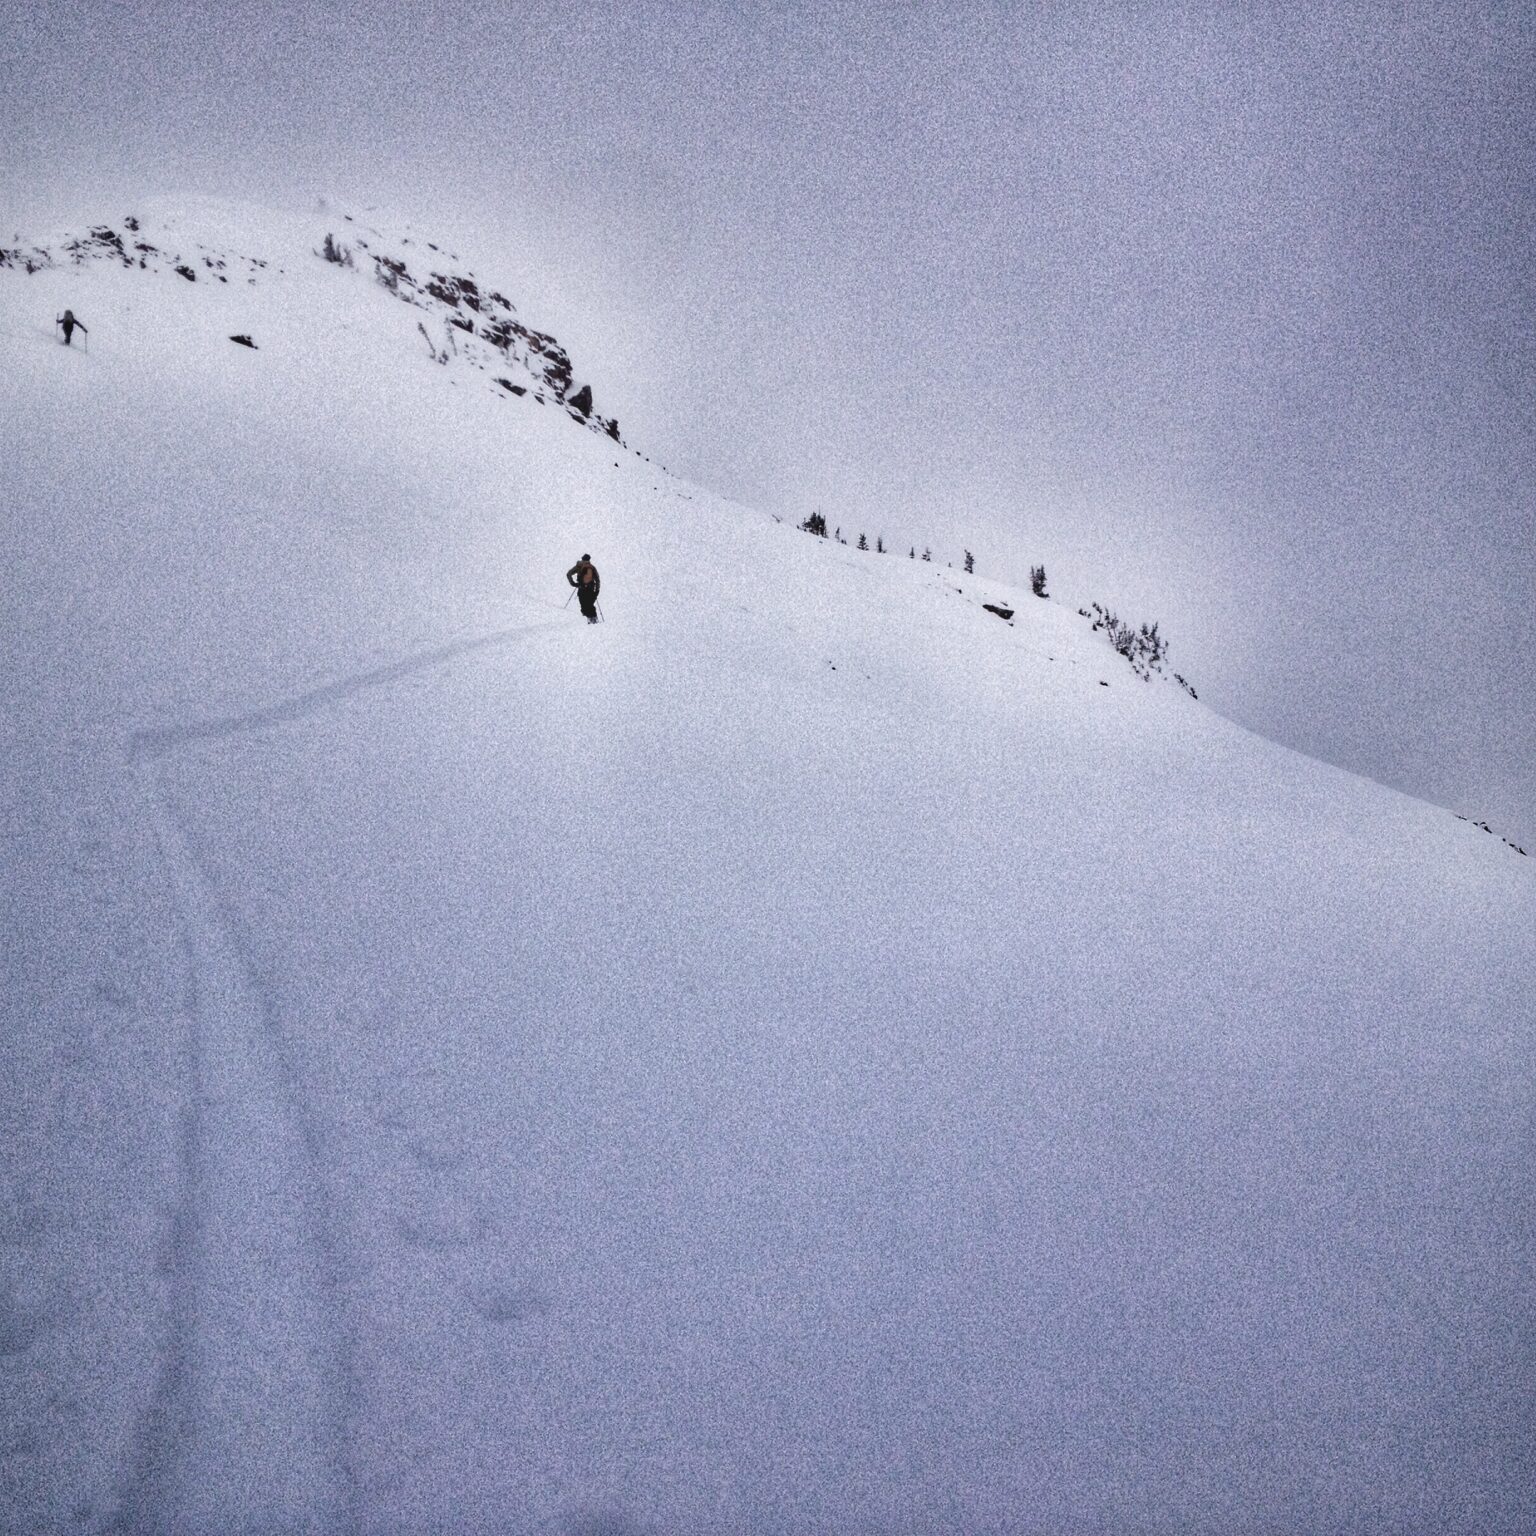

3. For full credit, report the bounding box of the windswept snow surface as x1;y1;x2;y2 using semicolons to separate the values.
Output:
3;200;1533;1536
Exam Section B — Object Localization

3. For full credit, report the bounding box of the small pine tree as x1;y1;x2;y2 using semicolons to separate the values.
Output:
320;233;353;267
909;547;916;559
417;320;449;364
858;533;868;550
1083;602;1175;682
1031;564;1048;598
800;512;828;537
876;536;885;553
964;550;975;574
922;548;932;562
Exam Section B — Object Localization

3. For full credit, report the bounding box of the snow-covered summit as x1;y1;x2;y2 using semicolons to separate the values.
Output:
2;197;1531;1536
3;195;623;443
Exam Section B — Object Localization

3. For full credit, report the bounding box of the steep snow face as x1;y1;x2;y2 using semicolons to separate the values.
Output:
2;201;1532;1536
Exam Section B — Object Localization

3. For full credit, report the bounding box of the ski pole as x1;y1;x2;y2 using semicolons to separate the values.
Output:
563;587;575;609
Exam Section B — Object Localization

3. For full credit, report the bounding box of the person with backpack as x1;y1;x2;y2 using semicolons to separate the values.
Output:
566;554;601;623
57;309;87;347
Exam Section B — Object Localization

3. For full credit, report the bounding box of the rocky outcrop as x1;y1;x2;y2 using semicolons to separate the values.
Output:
2;208;625;450
316;225;620;443
0;222;268;285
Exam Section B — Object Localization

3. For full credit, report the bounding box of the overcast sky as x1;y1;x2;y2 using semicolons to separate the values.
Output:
7;1;1533;845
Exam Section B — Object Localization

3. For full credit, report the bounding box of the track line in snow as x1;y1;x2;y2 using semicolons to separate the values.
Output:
108;618;575;1532
133;619;569;757
112;757;360;1536
105;989;204;1536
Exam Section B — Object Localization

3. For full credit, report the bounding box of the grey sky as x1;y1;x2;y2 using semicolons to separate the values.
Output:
7;1;1533;844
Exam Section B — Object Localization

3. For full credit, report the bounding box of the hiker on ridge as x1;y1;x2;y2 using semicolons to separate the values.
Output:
57;309;87;346
567;554;601;624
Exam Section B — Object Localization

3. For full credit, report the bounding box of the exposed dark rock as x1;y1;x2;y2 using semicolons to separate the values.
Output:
425;273;485;310
542;353;573;397
371;253;410;295
11;213;625;453
982;604;1014;621
1457;812;1528;856
61;227;132;267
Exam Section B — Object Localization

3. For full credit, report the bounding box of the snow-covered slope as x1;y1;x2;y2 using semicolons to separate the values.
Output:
3;200;1532;1536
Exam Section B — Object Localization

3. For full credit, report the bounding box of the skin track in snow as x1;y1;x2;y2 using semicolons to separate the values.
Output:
112;741;359;1535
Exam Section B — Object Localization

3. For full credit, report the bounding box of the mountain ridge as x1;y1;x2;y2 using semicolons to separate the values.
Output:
3;196;624;445
2;194;1531;1536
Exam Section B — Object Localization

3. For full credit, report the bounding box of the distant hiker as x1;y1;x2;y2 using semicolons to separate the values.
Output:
567;554;601;623
57;309;87;347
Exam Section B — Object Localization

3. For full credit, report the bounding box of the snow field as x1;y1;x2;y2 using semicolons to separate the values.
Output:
2;201;1532;1534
